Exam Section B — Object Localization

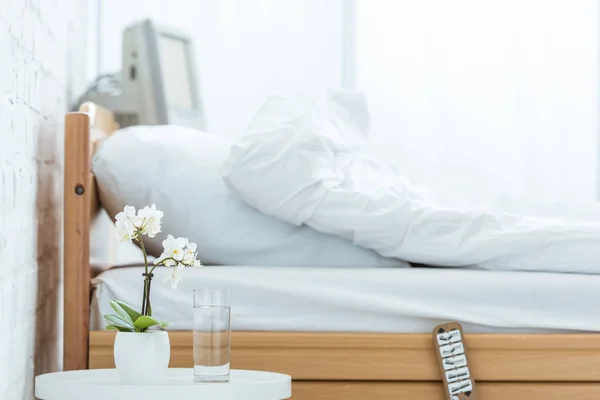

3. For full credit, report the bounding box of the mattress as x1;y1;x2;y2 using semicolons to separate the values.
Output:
91;266;600;333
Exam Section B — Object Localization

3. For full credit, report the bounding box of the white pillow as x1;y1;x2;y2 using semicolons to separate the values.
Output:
92;125;406;267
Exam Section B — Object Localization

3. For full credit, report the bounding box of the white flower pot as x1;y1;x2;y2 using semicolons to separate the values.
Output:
113;331;171;384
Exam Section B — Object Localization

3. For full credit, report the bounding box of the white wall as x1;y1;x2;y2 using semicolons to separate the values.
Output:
357;0;599;204
0;0;88;398
97;0;343;136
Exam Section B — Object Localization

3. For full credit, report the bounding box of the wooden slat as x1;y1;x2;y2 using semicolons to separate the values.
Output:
291;382;600;400
63;103;119;370
89;331;600;381
64;113;92;370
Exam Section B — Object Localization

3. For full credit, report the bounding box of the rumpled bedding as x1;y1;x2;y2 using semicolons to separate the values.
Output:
222;89;600;274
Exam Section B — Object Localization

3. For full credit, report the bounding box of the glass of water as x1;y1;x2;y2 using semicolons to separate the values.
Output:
193;288;231;383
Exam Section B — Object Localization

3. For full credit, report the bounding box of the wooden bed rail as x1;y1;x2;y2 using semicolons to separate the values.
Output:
90;331;600;382
64;112;92;370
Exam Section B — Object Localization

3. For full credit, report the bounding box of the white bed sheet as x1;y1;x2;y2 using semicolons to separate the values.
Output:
221;90;600;275
91;266;600;333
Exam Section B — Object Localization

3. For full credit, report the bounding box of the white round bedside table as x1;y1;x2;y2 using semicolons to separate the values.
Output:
35;368;292;400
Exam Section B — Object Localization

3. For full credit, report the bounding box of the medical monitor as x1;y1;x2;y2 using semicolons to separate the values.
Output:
78;19;206;130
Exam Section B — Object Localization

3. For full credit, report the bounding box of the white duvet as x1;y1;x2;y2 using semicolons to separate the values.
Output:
222;89;600;274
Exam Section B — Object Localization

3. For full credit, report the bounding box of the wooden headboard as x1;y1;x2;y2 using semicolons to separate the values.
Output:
63;102;119;370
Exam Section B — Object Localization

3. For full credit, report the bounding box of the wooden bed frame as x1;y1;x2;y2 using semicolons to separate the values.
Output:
64;103;600;399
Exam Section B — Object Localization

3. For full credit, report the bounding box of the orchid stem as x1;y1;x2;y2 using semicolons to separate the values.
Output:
138;234;151;317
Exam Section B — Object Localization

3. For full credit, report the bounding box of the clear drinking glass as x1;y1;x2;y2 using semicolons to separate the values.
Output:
193;288;231;383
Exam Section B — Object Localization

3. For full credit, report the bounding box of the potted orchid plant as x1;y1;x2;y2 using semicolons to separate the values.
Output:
103;204;201;383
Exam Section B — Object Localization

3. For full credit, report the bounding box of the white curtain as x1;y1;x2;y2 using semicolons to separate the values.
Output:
357;0;599;204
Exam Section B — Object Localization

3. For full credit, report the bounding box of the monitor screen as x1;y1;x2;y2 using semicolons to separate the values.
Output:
158;34;194;109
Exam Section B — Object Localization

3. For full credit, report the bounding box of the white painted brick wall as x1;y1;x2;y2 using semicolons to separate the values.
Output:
0;0;87;398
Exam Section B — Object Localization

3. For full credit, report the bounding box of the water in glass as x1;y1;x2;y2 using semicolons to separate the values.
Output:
193;305;231;382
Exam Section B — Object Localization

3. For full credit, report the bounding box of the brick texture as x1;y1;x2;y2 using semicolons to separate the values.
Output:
0;0;87;398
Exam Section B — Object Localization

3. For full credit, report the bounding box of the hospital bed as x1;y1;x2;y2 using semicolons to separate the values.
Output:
62;102;600;399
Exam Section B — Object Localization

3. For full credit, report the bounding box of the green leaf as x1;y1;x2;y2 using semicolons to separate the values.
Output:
160;321;169;328
110;301;133;325
114;300;142;322
106;324;134;332
133;315;162;330
104;314;135;330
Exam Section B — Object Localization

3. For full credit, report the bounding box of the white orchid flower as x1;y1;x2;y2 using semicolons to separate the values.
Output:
157;235;188;262
162;264;185;289
183;242;197;264
152;234;203;292
137;204;163;238
162;235;188;251
155;239;203;271
115;205;139;242
183;242;203;267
